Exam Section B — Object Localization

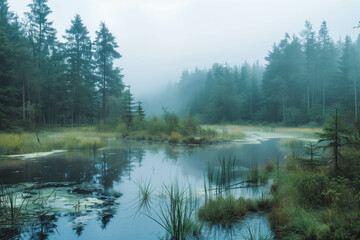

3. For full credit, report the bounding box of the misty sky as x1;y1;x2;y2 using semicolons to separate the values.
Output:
7;0;360;98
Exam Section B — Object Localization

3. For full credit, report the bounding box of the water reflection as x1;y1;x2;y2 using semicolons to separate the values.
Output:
0;138;283;239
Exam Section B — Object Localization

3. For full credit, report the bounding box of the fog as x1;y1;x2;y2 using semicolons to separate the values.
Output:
7;0;360;99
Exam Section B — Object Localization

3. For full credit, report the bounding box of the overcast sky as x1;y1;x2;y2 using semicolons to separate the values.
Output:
7;0;360;98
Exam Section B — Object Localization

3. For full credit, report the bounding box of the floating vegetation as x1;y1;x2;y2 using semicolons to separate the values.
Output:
0;181;122;238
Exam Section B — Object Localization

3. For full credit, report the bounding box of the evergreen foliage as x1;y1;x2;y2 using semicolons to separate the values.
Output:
316;109;350;170
0;0;130;130
160;21;360;126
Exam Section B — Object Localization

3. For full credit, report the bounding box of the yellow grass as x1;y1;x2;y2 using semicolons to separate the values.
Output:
0;127;109;155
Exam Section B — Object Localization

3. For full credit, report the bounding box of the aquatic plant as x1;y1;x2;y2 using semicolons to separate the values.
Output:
136;182;202;239
135;179;153;214
0;182;28;224
214;155;241;193
198;194;274;225
242;223;274;240
247;165;268;184
198;196;248;224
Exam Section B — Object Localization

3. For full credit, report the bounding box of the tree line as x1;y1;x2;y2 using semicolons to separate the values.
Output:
163;21;360;125
0;0;141;130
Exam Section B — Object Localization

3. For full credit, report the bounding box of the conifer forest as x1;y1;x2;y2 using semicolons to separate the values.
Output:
1;1;360;240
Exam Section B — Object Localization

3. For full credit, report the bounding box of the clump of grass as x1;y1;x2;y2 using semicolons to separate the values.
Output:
136;182;202;240
287;208;329;240
217;155;240;186
198;195;274;224
204;155;245;195
247;166;268;184
135;179;153;214
265;161;275;172
254;194;274;212
198;196;248;224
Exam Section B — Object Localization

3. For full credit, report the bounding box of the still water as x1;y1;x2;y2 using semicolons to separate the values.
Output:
0;136;288;239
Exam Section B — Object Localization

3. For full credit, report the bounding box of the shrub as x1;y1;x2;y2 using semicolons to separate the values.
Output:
169;132;181;143
295;174;329;207
146;116;166;135
179;117;199;136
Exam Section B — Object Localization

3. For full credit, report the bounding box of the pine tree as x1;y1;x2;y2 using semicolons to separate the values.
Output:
338;36;358;119
317;109;350;171
64;14;94;125
25;0;60;126
301;21;318;111
0;0;34;129
136;101;145;121
122;86;135;128
318;21;337;117
94;22;121;122
25;0;56;69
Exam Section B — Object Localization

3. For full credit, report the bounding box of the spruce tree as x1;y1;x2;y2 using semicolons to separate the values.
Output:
64;14;94;125
136;101;145;121
317;109;350;171
94;22;121;122
122;86;135;128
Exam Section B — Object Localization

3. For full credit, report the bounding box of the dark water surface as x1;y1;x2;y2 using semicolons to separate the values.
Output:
0;138;285;239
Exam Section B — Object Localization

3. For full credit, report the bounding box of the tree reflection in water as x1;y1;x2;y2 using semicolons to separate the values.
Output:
0;147;145;239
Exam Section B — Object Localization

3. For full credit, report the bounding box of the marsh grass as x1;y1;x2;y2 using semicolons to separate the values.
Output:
280;139;305;158
198;195;274;224
200;125;246;141
136;182;202;239
0;127;107;155
247;166;268;184
0;183;28;224
205;156;270;198
135;179;153;215
207;155;244;194
287;208;329;240
242;223;274;240
268;156;360;240
198;196;248;224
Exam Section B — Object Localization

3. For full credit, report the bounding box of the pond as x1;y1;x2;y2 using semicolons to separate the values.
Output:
0;132;297;240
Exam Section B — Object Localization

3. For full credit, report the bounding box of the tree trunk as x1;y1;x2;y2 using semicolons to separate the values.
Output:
22;80;25;121
307;80;310;112
102;58;106;122
334;109;339;170
322;78;326;116
355;76;358;121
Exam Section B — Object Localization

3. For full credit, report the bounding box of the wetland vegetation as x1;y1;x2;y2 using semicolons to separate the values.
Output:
0;0;359;239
